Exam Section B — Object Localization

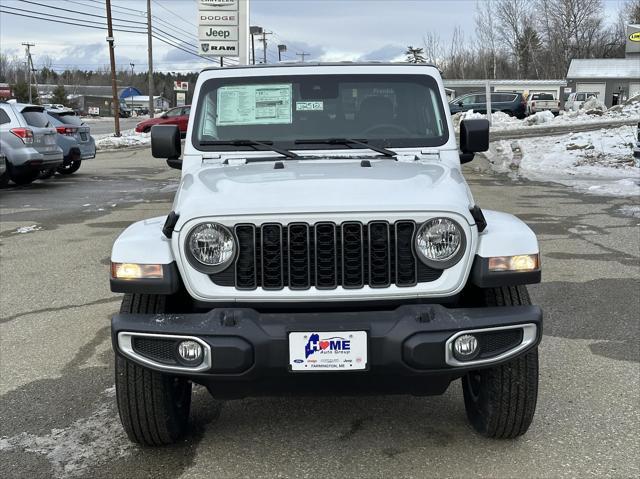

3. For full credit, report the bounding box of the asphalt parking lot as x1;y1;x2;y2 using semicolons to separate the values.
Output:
1;148;638;478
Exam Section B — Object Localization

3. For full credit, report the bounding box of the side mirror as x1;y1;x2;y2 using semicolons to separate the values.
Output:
457;101;463;107
151;124;182;170
161;112;168;118
459;118;490;164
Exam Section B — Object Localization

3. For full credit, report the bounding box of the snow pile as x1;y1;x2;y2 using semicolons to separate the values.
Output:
523;110;555;125
14;225;42;234
454;100;639;132
484;125;640;197
582;96;607;114
94;129;150;150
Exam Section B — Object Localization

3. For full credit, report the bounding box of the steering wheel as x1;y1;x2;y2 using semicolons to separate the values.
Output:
363;123;412;136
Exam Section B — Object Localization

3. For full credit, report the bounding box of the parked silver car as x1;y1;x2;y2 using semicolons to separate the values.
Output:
44;111;96;176
0;102;63;185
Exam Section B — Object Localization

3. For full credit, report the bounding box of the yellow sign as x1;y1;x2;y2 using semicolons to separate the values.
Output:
629;32;640;42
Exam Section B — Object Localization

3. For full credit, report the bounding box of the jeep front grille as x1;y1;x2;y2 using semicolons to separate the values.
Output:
209;221;442;290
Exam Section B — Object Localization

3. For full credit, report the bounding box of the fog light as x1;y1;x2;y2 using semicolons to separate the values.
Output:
453;334;479;361
177;340;203;365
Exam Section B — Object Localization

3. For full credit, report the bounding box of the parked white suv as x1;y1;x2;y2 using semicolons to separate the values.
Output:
110;63;542;446
565;91;600;111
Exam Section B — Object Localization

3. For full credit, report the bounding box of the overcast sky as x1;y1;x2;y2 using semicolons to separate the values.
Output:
0;0;623;74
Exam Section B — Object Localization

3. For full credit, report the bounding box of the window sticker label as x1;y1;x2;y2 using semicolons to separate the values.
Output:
216;84;292;125
296;101;324;111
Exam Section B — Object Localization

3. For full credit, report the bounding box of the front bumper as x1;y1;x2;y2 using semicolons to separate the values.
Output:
112;304;542;397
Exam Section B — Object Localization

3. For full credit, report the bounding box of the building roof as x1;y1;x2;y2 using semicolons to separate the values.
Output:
567;58;640;80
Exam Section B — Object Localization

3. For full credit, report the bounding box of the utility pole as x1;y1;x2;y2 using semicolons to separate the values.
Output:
22;42;35;103
260;31;272;64
129;62;135;113
296;52;310;63
105;0;120;136
146;0;154;118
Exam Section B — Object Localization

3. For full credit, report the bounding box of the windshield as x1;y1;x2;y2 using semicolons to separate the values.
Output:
192;74;448;151
532;93;554;100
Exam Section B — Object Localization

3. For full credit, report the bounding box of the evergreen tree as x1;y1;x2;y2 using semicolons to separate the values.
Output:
51;84;68;105
405;46;426;63
10;81;39;104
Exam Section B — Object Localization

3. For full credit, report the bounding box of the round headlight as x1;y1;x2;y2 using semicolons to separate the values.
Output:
415;218;465;268
186;223;235;271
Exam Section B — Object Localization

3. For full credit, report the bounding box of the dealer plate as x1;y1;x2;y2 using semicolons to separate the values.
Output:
288;331;367;371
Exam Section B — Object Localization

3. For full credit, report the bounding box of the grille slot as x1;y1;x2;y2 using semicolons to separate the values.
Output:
261;224;283;290
211;221;443;289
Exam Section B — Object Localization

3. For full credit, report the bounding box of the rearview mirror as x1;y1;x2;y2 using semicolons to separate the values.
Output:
459;119;490;164
151;125;181;169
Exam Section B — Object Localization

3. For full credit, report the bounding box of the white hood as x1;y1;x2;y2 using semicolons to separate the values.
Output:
173;159;475;230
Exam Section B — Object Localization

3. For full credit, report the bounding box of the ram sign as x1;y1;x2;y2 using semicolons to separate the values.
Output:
198;0;249;63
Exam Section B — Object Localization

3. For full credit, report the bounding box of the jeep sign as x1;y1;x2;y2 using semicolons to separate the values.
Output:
199;26;238;41
198;0;248;62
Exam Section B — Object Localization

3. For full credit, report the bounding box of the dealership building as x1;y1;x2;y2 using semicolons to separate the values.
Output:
566;24;640;107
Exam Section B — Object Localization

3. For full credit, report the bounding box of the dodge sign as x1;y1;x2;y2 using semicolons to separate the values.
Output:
198;0;248;63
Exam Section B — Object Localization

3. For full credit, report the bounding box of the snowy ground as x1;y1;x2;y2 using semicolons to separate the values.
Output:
453;97;640;131
94;129;150;150
484;125;640;197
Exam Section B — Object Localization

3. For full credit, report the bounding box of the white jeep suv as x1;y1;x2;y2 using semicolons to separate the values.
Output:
110;63;542;446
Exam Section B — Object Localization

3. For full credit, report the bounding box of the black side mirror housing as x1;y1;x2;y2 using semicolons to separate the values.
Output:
151;125;182;169
457;101;463;107
459;118;490;164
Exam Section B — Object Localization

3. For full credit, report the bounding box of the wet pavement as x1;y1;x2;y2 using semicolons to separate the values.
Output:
1;149;638;478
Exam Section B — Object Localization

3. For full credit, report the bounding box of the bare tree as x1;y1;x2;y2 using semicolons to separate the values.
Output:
475;0;499;79
494;0;531;78
422;32;442;66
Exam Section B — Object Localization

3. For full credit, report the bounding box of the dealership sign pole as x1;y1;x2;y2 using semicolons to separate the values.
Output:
198;0;249;65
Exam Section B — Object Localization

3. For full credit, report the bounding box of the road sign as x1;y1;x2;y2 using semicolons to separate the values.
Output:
198;0;249;63
174;81;189;91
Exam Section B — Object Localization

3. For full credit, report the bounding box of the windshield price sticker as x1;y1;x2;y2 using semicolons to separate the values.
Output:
216;84;292;126
296;101;324;111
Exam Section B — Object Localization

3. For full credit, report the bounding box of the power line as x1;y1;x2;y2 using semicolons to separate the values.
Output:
152;0;199;30
0;8;218;64
7;5;148;32
0;9;146;34
17;0;148;25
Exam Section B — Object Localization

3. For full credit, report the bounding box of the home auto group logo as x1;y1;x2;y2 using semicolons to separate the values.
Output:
304;333;351;359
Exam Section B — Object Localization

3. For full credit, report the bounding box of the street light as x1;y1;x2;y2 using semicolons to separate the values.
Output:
250;26;263;65
277;44;287;62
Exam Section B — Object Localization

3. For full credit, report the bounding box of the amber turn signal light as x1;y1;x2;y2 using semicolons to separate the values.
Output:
488;254;539;272
111;263;164;279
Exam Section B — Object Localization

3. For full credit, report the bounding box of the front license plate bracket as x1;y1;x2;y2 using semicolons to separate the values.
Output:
288;331;368;372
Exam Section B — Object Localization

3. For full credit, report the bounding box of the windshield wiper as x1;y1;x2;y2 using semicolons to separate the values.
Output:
294;138;397;158
200;139;300;159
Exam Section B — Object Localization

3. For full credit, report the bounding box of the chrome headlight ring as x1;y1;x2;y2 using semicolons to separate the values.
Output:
415;217;466;269
184;222;236;274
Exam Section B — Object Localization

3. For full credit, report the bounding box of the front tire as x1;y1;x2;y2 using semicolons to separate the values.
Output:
115;294;192;446
461;286;539;439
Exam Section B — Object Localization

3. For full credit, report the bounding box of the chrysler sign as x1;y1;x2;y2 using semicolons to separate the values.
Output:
198;0;248;62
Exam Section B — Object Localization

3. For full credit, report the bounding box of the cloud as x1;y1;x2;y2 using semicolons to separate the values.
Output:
359;44;406;62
